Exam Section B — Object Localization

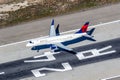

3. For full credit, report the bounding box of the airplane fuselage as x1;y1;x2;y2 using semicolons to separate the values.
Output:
26;33;87;47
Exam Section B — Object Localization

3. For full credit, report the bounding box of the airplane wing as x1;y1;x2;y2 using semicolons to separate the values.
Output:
49;19;56;37
55;43;77;54
55;43;73;51
49;19;76;54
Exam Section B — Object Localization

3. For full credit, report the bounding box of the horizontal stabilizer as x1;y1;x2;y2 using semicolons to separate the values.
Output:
83;34;96;41
87;28;95;35
85;36;96;41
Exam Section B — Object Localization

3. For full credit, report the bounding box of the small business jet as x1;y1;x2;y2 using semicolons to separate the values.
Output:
26;19;95;54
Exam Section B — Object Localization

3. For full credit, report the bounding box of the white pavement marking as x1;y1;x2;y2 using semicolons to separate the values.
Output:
101;75;120;80
0;36;47;48
0;72;5;75
24;51;58;63
98;46;112;52
76;45;116;60
33;52;60;59
0;20;120;48
31;62;72;77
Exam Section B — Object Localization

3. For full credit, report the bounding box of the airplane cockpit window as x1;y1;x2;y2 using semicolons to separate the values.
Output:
29;41;34;44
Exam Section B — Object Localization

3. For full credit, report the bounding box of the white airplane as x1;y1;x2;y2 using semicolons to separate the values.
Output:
26;19;95;54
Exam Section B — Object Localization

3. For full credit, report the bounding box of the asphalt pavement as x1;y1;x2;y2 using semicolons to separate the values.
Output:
0;38;120;80
0;3;120;80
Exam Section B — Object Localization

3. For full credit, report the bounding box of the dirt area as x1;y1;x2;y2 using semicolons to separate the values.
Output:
0;0;75;13
0;0;120;28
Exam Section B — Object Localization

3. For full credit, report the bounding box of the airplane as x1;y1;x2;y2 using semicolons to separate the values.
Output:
26;19;96;54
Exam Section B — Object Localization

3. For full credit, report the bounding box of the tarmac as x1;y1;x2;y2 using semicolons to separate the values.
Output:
0;3;120;80
0;38;120;80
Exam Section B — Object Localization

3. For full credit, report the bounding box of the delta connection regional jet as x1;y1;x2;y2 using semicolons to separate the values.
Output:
26;19;95;54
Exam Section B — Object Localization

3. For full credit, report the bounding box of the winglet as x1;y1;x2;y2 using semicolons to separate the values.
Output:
56;24;60;36
51;19;54;26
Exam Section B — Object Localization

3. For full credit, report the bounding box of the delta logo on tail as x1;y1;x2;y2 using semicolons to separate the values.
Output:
76;22;89;33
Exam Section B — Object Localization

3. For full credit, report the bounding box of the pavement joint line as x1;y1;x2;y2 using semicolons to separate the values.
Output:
0;19;120;48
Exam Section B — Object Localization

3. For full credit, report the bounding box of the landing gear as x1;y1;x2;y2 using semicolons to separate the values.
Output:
37;50;39;52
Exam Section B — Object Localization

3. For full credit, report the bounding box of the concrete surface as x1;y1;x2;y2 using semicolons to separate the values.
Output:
0;20;120;64
0;38;120;80
0;3;120;80
0;3;120;45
